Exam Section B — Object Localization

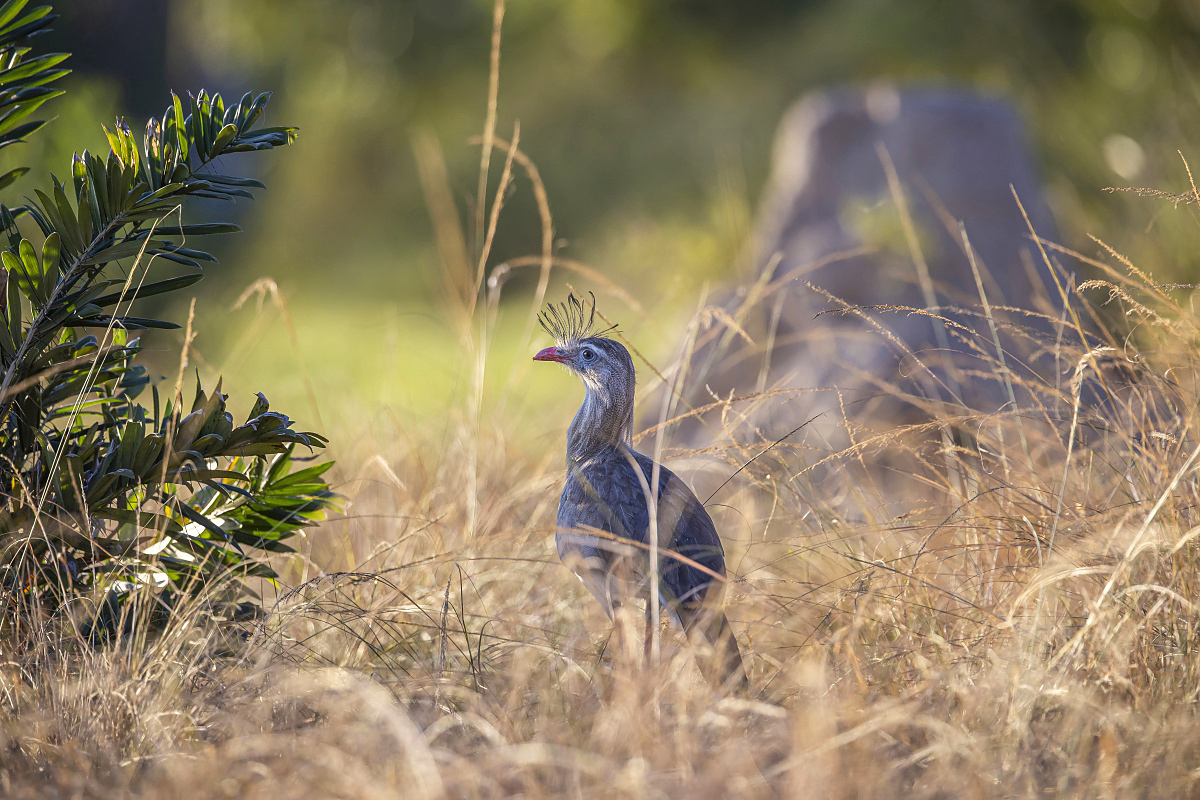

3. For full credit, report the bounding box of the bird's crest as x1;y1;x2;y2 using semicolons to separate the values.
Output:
538;293;616;347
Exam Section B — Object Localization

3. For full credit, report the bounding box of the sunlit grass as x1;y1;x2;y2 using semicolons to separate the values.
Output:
7;202;1200;795
5;3;1200;794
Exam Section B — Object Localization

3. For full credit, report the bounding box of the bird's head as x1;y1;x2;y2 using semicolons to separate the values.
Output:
535;336;632;391
533;294;633;406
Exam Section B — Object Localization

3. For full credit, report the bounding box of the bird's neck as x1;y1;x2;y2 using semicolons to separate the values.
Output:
566;381;633;464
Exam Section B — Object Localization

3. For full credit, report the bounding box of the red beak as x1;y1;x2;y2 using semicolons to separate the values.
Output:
533;346;567;363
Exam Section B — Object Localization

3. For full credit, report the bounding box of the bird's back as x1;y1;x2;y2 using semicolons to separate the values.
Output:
556;445;725;619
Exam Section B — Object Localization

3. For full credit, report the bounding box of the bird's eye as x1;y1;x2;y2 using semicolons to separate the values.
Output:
580;348;596;362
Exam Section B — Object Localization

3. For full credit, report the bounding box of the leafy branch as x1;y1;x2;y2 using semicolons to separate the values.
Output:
0;0;335;639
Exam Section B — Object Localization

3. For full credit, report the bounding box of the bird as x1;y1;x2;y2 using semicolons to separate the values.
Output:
533;293;747;691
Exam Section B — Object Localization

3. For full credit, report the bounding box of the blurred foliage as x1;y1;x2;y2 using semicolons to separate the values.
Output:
156;0;1200;290
0;2;334;643
32;0;1200;426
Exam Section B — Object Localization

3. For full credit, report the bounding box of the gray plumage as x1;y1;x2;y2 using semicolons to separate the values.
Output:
534;297;746;690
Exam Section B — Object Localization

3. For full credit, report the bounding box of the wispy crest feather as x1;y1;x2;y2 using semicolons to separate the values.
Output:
538;292;615;347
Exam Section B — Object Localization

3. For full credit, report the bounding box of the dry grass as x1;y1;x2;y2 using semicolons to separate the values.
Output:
6;6;1200;794
4;210;1200;797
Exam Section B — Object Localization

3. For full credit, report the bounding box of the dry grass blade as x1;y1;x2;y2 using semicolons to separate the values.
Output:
1104;185;1200;207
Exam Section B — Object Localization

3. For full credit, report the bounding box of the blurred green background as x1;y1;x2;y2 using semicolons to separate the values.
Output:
26;0;1200;436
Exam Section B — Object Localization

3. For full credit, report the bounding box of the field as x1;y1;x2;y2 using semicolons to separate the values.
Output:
6;5;1200;798
6;170;1200;798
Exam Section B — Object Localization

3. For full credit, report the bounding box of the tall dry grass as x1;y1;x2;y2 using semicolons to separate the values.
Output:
4;171;1200;797
5;3;1200;794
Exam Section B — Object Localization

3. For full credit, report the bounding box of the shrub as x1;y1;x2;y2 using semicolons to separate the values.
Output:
0;0;333;644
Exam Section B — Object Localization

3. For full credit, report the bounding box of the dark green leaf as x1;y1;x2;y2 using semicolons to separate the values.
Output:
93;273;203;307
0;166;26;191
